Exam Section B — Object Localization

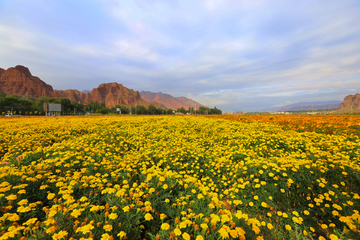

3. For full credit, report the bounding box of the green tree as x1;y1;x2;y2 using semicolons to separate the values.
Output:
60;98;72;114
177;107;186;114
137;105;147;115
209;106;222;115
148;104;156;115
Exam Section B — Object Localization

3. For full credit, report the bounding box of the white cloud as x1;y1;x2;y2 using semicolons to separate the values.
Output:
0;25;39;53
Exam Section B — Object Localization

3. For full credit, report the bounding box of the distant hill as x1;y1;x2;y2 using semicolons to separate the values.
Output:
278;101;341;112
140;91;206;110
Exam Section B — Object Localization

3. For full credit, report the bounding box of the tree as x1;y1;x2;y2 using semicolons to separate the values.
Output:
148;104;156;115
177;107;186;114
209;106;222;115
198;107;208;115
137;105;147;115
60;98;72;114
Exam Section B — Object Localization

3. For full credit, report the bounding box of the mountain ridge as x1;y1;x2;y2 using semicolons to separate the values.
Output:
278;101;341;112
0;65;202;109
140;91;205;110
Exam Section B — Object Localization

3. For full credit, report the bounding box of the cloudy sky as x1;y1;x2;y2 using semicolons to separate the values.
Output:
1;0;359;112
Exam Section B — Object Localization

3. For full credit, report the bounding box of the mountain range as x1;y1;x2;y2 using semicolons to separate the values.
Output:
278;101;342;112
0;65;204;110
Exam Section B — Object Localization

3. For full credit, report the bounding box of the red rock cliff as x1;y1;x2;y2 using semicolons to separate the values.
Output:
90;82;141;107
54;89;91;103
0;65;54;97
338;93;360;113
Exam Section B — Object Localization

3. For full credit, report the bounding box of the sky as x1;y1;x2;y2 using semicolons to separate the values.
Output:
0;0;359;112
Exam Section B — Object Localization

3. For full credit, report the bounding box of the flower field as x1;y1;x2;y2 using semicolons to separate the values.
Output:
0;116;359;240
207;115;360;137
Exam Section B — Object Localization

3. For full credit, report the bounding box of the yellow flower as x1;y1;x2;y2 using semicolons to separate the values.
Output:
77;224;94;234
229;230;238;238
200;223;208;230
145;213;153;221
79;196;88;202
117;231;126;238
163;184;168;189
174;228;182;236
6;194;17;200
285;225;291;231
218;227;229;239
182;232;191;240
71;209;82;218
52;230;68;240
23;218;38;226
101;233;112;240
329;234;338;240
161;223;170;230
160;213;167;220
47;193;55;200
17;199;28;205
303;210;310;215
103;224;113;232
122;206;130;212
196;235;204;240
261;202;267;208
109;212;118;220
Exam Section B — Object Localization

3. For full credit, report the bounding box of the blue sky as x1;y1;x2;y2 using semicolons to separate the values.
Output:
0;0;359;112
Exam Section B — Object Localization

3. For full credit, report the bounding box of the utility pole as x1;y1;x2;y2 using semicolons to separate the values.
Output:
351;103;353;114
257;102;259;114
328;104;329;114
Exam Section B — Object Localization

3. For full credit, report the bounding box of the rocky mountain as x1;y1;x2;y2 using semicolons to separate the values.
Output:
278;101;341;112
54;89;91;103
88;82;166;108
337;93;360;113
0;65;168;109
0;65;55;98
140;91;205;110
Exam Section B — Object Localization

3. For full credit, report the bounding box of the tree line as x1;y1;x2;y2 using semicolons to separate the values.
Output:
0;92;222;115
